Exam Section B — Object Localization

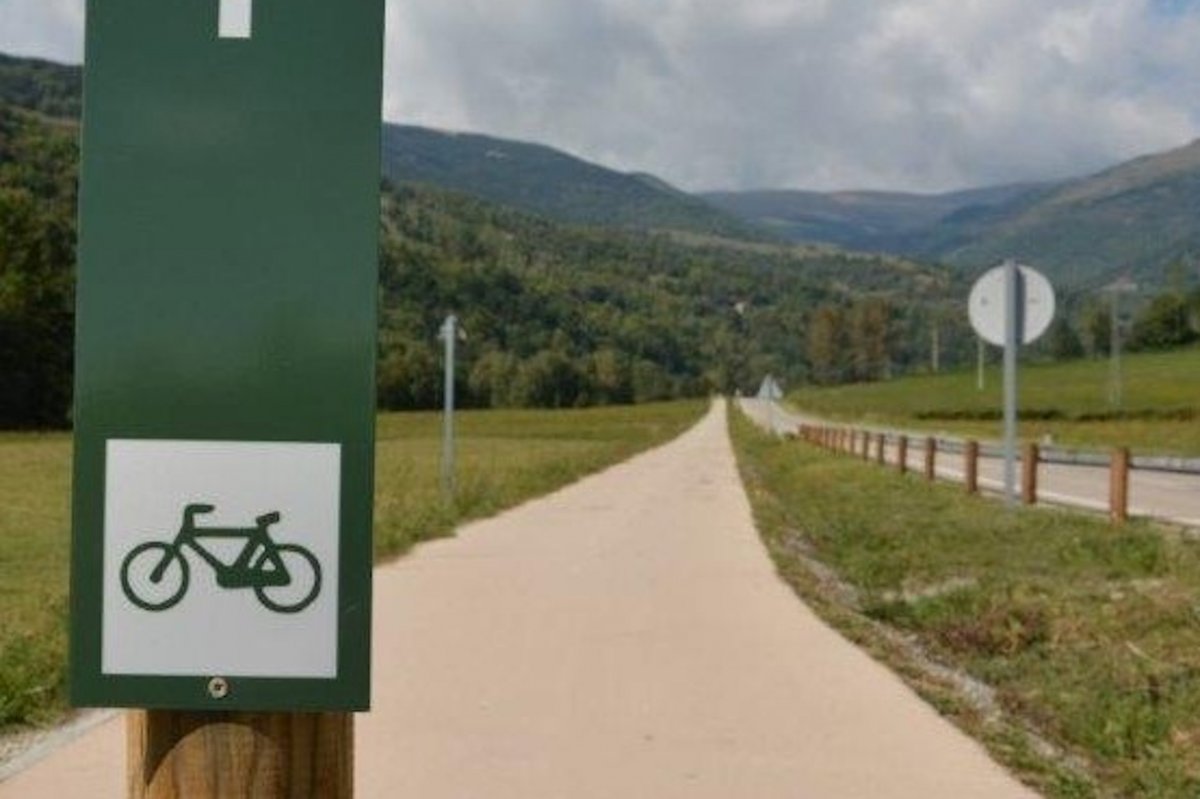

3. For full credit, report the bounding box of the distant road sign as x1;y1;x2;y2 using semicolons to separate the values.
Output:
757;376;783;401
968;263;1056;346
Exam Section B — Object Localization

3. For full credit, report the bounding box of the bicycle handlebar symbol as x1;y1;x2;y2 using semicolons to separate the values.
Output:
120;503;322;614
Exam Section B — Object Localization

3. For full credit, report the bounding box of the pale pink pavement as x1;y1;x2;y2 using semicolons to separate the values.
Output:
2;402;1037;797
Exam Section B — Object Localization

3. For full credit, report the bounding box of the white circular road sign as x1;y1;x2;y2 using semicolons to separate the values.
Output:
968;263;1056;347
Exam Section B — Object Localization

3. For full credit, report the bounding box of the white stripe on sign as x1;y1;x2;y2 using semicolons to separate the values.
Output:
219;0;252;39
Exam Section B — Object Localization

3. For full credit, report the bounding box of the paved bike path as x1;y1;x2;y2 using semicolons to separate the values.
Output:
2;402;1035;797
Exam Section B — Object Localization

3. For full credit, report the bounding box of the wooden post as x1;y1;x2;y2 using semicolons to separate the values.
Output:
924;437;936;481
965;440;979;495
1022;443;1039;505
875;434;886;465
861;431;871;461
1110;447;1130;525
128;711;352;799
847;430;856;455
897;436;908;474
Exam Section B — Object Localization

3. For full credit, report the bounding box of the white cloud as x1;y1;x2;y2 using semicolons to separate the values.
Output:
0;0;83;62
3;0;1199;191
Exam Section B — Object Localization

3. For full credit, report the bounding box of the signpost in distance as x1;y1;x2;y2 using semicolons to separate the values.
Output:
968;260;1056;504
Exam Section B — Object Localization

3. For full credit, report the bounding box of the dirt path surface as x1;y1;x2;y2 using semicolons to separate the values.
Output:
2;402;1035;797
744;399;1200;528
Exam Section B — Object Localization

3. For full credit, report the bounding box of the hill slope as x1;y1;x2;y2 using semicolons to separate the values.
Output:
703;184;1039;249
925;139;1200;286
708;139;1200;288
381;124;762;238
0;53;80;119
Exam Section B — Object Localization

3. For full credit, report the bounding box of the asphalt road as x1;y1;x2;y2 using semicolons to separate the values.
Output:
1;402;1034;797
741;399;1200;529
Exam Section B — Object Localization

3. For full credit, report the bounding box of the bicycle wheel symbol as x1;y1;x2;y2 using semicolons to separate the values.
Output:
254;544;322;614
120;542;190;611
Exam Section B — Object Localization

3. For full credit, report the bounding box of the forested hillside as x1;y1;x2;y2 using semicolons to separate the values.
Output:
0;51;968;427
0;53;80;119
375;182;965;410
0;103;76;427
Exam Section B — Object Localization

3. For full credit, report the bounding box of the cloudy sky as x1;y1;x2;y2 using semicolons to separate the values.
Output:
2;0;1199;192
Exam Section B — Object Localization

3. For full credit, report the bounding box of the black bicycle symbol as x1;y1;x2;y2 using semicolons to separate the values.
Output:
120;503;322;614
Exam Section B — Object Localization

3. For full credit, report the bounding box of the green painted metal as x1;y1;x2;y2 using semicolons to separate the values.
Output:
70;0;384;710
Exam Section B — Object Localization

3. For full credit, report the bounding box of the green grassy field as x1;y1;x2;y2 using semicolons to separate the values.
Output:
0;400;705;732
787;347;1200;456
731;405;1200;797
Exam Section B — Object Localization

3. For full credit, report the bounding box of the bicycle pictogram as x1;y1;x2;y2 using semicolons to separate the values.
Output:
120;503;322;614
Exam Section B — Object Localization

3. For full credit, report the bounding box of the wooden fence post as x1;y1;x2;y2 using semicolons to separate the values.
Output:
965;441;979;495
861;431;871;461
897;436;908;475
1022;443;1039;505
128;711;352;799
924;437;936;481
875;434;886;465
1110;447;1130;525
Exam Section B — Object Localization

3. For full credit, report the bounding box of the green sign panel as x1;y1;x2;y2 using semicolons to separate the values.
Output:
70;0;384;711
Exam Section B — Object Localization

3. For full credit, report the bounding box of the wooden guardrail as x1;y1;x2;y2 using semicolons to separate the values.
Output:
796;422;1156;526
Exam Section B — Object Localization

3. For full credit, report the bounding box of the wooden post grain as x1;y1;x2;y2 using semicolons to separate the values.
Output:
923;437;936;481
965;440;979;495
128;711;352;799
1110;447;1130;525
897;436;908;475
1022;443;1039;505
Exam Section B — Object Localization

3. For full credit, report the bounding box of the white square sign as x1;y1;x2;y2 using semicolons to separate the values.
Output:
102;440;341;679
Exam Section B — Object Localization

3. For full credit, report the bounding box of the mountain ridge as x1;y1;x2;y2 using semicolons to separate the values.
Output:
707;138;1200;287
379;123;765;239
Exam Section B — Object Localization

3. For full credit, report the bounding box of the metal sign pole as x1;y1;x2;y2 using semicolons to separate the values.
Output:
1003;259;1025;504
970;259;1054;508
1106;278;1137;409
441;315;458;496
977;338;986;392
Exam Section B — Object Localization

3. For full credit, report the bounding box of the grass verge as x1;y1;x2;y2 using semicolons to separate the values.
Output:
787;346;1200;456
0;400;705;734
729;403;1200;797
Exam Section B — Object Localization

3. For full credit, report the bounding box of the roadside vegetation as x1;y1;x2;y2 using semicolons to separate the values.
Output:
787;345;1200;456
0;400;704;734
730;405;1200;797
